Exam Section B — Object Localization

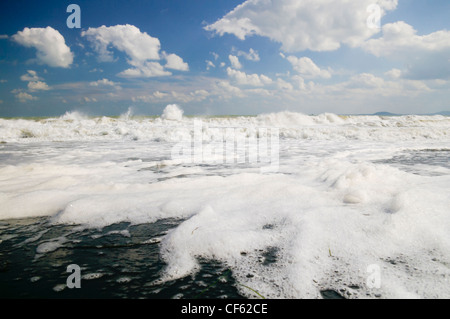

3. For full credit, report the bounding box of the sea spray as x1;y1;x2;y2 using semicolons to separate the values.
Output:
161;104;184;121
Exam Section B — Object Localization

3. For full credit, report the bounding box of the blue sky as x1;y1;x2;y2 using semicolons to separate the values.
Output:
0;0;449;117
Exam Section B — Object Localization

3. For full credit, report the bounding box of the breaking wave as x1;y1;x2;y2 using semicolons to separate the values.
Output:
0;107;449;143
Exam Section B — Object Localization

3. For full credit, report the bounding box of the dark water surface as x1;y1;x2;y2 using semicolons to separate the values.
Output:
374;148;450;176
0;217;244;299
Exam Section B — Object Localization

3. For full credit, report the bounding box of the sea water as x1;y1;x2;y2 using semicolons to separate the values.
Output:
0;108;449;299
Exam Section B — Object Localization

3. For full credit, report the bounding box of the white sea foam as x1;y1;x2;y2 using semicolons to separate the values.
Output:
0;106;449;298
161;104;184;121
36;236;68;254
0;109;448;143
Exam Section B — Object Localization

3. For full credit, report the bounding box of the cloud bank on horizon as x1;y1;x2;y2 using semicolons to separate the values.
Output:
0;0;449;116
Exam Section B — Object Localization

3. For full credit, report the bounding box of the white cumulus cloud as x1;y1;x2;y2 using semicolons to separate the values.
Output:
90;79;114;87
362;21;450;79
277;78;294;91
237;48;260;61
205;0;398;52
89;78;121;91
82;24;161;62
119;61;172;78
164;53;189;71
363;21;450;57
12;27;73;68
19;70;51;92
229;55;242;69
206;60;216;70
82;24;188;78
27;81;50;92
226;67;272;86
20;70;41;82
14;91;37;103
385;68;403;79
285;56;332;79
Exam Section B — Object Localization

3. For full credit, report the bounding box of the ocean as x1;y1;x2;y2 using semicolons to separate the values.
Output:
0;107;449;299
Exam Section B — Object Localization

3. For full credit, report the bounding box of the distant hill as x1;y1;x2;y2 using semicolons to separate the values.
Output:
372;112;401;116
433;111;450;116
369;111;450;116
